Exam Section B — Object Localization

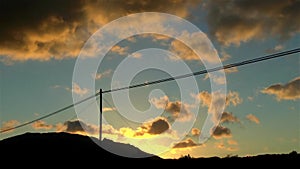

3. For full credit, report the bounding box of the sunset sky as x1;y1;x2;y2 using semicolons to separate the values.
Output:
0;0;299;159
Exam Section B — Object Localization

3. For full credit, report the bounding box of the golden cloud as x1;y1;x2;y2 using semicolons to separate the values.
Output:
196;91;242;108
32;120;53;130
1;120;20;132
191;128;201;136
150;96;193;122
246;114;260;124
0;0;201;63
261;77;300;101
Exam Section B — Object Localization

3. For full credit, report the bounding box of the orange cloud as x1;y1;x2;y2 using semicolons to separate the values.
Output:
261;77;300;101
0;0;201;63
66;83;89;96
103;107;116;112
169;31;220;64
93;69;112;80
1;120;20;132
110;45;128;56
191;128;200;136
227;139;238;145
195;91;242;108
150;96;193;122
32;120;53;130
215;140;238;151
246;114;260;124
224;67;238;74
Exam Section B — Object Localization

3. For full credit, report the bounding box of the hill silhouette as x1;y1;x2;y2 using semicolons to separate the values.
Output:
0;132;160;160
0;132;299;163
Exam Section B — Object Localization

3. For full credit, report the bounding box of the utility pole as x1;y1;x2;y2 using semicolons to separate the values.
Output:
99;88;102;141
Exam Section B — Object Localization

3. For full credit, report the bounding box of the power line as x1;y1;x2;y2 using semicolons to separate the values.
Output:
0;93;100;133
1;48;299;133
102;48;300;93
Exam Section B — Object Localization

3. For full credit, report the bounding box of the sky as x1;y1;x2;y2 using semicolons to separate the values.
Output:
0;0;300;159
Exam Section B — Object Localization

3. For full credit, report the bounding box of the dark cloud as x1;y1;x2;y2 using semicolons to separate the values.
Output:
206;0;300;45
135;117;170;136
62;120;98;135
173;138;199;149
147;118;170;135
165;101;192;121
212;126;231;139
0;0;200;62
261;77;300;101
221;112;240;123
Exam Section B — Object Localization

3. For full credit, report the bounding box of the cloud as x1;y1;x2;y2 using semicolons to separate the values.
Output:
0;0;201;63
32;120;53;130
261;77;300;101
93;69;112;80
1;120;20;132
203;73;226;85
130;52;142;59
224;67;238;74
172;138;199;149
59;117;173;139
247;96;254;101
221;112;240;123
110;45;128;55
227;139;238;145
266;45;284;53
52;83;89;96
246;114;260;124
220;49;231;61
169;31;220;64
212;126;232;139
215;141;238;151
103;107;116;112
215;141;225;149
192;91;241;126
150;96;193;122
134;117;171;136
57;120;98;135
206;0;300;46
195;91;242;108
68;83;89;96
191;128;200;136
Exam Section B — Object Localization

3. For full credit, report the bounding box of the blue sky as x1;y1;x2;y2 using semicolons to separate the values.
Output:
0;0;299;159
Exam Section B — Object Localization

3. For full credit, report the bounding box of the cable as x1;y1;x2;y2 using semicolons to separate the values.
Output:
1;47;299;133
0;93;100;133
102;48;300;93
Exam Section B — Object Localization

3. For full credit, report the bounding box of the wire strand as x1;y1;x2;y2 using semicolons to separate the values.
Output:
1;48;299;133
